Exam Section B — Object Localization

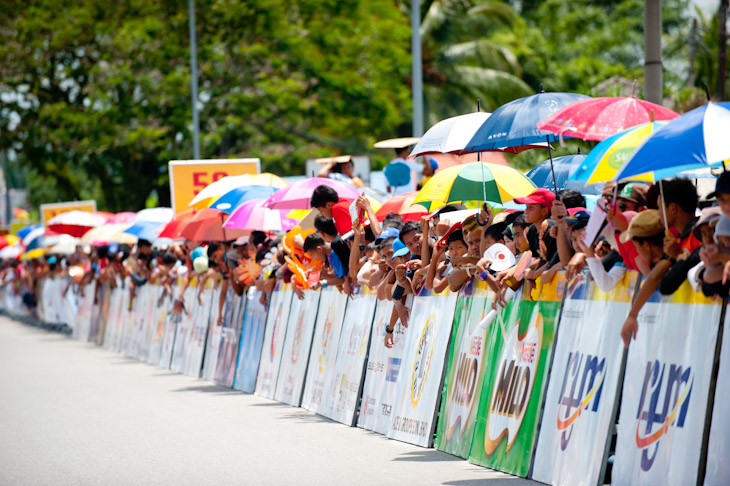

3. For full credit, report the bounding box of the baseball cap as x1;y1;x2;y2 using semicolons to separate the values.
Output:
619;209;664;243
715;214;730;243
47;256;57;264
513;188;555;209
708;172;730;199
391;238;409;259
566;209;590;224
692;206;722;241
374;227;399;243
427;157;439;171
232;236;249;246
618;182;649;206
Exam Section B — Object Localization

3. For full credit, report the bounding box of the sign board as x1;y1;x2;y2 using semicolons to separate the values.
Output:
705;305;730;486
40;200;96;226
168;159;260;213
233;288;269;394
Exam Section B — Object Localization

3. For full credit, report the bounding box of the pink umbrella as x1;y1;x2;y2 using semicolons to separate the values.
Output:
537;96;679;141
263;177;360;210
223;199;297;232
106;212;136;224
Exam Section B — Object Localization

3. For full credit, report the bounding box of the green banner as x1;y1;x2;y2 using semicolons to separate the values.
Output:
467;276;564;477
434;279;494;458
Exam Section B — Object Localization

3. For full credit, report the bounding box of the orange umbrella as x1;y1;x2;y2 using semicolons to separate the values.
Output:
179;208;247;242
374;192;429;222
158;209;197;239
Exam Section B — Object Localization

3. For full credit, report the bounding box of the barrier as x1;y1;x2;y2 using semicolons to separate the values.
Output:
255;283;294;399
201;283;223;380
705;306;730;486
388;289;457;447
214;289;243;386
232;287;268;393
467;275;565;476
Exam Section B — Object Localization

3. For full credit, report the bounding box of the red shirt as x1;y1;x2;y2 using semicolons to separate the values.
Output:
332;201;353;236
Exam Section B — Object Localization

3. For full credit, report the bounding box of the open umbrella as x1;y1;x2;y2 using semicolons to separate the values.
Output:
263;177;360;210
16;224;42;240
133;207;174;224
123;221;165;242
179;208;247;242
526;153;604;195
0;234;20;251
22;227;47;251
80;224;138;245
105;212;136;224
615;102;730;181
0;244;23;260
537;96;679;141
413;162;536;210
158;209;196;239
209;185;278;213
188;173;289;207
47;210;106;237
374;192;429;222
223;198;298;232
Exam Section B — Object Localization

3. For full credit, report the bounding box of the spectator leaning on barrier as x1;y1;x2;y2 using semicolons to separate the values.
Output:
513;188;556;280
310;184;352;237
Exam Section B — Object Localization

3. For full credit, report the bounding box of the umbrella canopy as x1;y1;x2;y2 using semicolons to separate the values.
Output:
40;233;79;250
133;207;174;224
23;227;50;251
209;185;278;213
537;97;679;141
224;198;298;232
413;162;537;210
20;248;46;261
615;102;730;181
0;234;20;251
263;177;360;210
158;209;196;239
80;224;138;245
463;90;590;152
410;113;491;156
48;241;77;255
526;154;604;195
47;210;106;237
0;244;23;259
374;192;429;222
16;224;42;240
568;122;662;184
106;212;137;224
179;208;247;242
188;173;289;207
123;221;164;242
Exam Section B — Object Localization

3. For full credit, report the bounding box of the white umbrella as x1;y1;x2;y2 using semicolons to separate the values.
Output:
410;113;491;157
41;234;79;249
22;227;45;247
80;224;138;245
47;210;106;237
48;241;77;255
133;207;174;223
0;245;23;259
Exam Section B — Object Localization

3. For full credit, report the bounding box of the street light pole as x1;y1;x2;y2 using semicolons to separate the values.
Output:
188;0;201;159
644;0;663;104
411;0;424;137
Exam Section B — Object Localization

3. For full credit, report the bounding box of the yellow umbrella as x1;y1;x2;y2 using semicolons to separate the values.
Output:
21;248;46;261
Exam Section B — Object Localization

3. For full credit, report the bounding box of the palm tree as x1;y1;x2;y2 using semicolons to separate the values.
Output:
399;0;533;126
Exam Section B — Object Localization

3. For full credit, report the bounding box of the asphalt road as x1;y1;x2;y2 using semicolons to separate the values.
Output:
0;317;536;485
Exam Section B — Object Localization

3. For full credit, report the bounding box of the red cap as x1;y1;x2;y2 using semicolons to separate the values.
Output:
567;207;588;216
513;188;555;208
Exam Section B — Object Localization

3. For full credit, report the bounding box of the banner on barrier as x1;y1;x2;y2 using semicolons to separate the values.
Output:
187;286;215;378
705;305;730;486
435;279;494;458
275;290;321;406
612;283;721;486
388;290;458;447
171;286;196;373
468;276;565;476
329;287;377;425
233;288;268;393
532;271;636;486
148;290;171;365
357;299;401;435
255;283;294;399
202;283;223;381
301;288;349;416
215;290;245;386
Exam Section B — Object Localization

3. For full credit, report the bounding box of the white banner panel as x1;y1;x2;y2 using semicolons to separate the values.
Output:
185;287;215;378
275;290;321;406
357;300;403;434
532;272;636;486
301;288;349;416
255;284;294;399
215;291;245;387
147;289;171;365
328;287;378;425
704;305;730;486
612;284;721;486
171;286;196;373
233;288;268;393
388;291;457;447
73;283;96;341
202;285;223;381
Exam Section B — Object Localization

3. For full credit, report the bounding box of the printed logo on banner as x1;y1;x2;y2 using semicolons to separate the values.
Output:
556;351;606;450
565;273;587;300
484;312;543;454
270;305;283;361
290;309;306;364
318;304;335;373
635;360;693;471
411;315;435;407
386;357;401;382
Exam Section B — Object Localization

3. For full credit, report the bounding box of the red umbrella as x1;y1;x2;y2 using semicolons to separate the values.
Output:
47;210;106;237
537;96;679;141
374;192;429;222
179;208;247;242
158;209;197;239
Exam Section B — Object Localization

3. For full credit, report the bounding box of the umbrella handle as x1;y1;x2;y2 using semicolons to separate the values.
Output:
547;135;559;194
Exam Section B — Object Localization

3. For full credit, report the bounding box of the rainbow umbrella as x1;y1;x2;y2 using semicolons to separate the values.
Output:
413;162;536;210
223;198;297;232
188;173;289;208
263;177;360;210
209;185;278;213
374;192;429;222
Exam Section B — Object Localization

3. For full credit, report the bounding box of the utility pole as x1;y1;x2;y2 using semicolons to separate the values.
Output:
644;0;663;104
411;0;424;137
188;0;201;159
719;0;728;100
688;18;697;88
0;150;9;225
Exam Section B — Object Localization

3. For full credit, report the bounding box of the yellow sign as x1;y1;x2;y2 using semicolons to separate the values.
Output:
40;200;97;227
168;159;261;213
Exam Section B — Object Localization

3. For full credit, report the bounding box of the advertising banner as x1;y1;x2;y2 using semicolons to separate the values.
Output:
233;288;268;393
388;290;458;447
275;290;321;406
357;300;401;435
468;275;565;476
148;290;172;365
185;287;215;378
201;287;223;381
255;283;294;399
612;283;722;486
40;200;96;226
92;282;109;345
705;305;730;486
532;271;637;486
168;159;260;213
74;283;96;341
301;288;349;416
171;286;196;373
329;287;378;425
435;279;495;458
215;291;245;387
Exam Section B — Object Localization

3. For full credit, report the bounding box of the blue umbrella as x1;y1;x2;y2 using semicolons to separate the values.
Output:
526;153;604;195
463;89;590;152
17;224;42;240
123;221;164;242
615;102;730;181
210;185;278;214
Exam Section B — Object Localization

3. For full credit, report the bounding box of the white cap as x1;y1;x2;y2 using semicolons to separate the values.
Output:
233;236;250;246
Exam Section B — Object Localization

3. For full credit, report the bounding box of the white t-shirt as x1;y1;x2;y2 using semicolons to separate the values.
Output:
388;157;424;195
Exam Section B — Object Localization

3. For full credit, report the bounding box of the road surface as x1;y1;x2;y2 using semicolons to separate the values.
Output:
0;317;535;485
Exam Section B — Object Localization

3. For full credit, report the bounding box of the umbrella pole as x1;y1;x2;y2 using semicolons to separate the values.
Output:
547;135;559;194
477;99;488;203
659;180;669;232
